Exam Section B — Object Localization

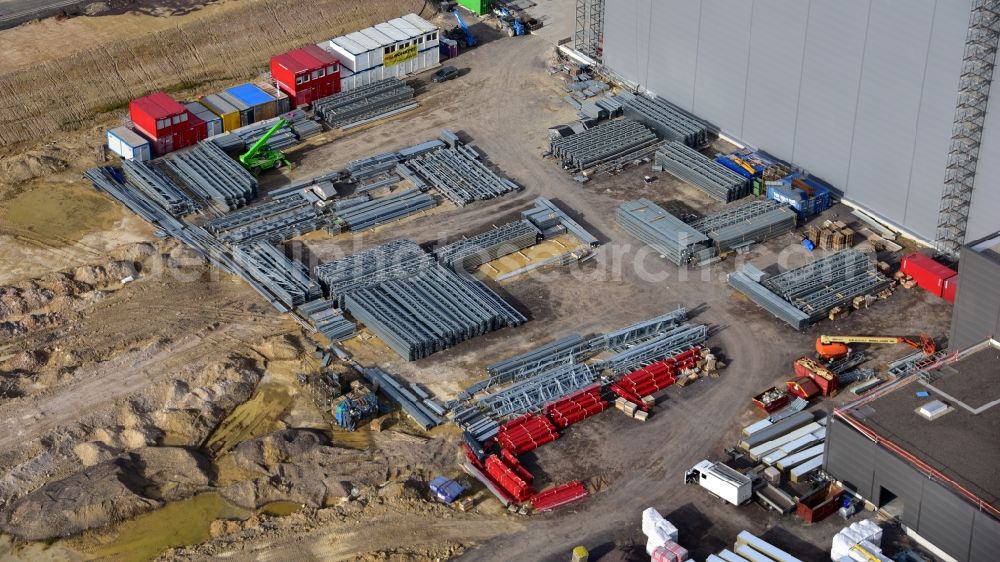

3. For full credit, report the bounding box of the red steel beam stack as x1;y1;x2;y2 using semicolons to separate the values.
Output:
545;384;609;429
497;413;559;455
530;480;589;512
609;347;701;410
485;454;534;502
500;448;534;485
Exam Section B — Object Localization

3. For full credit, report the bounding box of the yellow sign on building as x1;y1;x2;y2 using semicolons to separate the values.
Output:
384;44;418;67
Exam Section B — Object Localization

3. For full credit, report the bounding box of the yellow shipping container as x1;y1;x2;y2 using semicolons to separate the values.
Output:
199;94;241;132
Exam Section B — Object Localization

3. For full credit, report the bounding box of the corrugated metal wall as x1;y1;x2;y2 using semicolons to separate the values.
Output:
950;244;1000;349
825;415;1000;562
602;0;994;242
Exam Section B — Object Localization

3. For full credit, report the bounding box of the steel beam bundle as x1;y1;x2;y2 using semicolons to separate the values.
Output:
598;323;709;375
616;199;712;265
233;241;321;309
344;263;526;360
544;385;608;429
478;363;599;417
313;78;415;129
206;194;309;232
655;142;749;202
473;334;598;394
522;197;600;247
121;159;198;217
332;194;371;211
298;298;357;342
434;220;541;271
621;92;711;147
362;367;441;429
454;406;500;443
316;239;435;305
357;174;400;194
347;151;401;181
591;307;689;352
403;148;521;206
334;188;436;231
549;120;658;171
162;141;258;212
206;193;329;245
727;270;811;330
689;200;798;251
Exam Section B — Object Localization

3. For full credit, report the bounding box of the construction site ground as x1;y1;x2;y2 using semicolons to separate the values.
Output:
0;4;955;562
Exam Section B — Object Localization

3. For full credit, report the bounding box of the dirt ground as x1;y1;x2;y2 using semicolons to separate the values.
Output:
0;4;958;562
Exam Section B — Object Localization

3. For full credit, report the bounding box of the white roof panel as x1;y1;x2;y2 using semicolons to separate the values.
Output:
330;36;367;55
387;18;421;38
345;31;382;51
374;22;410;42
358;27;395;47
401;13;437;33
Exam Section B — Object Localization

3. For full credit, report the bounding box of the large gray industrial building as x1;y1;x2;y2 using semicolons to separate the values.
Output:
580;0;999;255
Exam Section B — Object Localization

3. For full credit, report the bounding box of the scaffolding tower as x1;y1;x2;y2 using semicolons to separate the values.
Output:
935;0;1000;257
574;0;605;61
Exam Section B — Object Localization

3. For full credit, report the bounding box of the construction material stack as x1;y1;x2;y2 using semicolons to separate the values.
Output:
655;141;749;202
608;348;700;408
620;91;711;147
616;199;712;266
434;220;541;271
496;413;559;454
550;120;659;171
544;385;607;429
312;78;416;129
689;199;798;252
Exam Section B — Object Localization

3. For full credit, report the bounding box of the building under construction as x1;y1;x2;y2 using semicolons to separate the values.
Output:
594;0;1000;255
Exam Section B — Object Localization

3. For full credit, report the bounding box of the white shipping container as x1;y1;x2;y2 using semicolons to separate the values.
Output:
107;127;151;161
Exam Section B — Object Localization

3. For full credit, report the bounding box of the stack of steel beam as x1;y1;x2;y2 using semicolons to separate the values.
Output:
589;307;689;351
761;249;892;323
403;148;521;206
689;200;798;251
313;78;416;129
434;220;541;271
226;117;300;150
478;363;599;417
233;241;321;309
616;199;712;265
162;141;258;211
470;334;598;394
335;188;436;230
298;298;357;342
621;92;711;147
347;151;400;181
362;367;441;429
121;159;198;217
655;142;749;202
496;413;559;454
332;194;371;211
356;174;400;194
206;193;330;244
597;323;709;375
317;239;435;305
549;120;658;171
545;385;608;429
454;406;500;443
522;197;600;247
344;263;526;360
727;269;811;329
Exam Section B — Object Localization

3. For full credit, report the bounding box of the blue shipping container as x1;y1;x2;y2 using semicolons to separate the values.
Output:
225;83;275;107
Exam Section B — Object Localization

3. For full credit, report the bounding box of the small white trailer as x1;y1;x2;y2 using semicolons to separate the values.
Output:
685;460;752;506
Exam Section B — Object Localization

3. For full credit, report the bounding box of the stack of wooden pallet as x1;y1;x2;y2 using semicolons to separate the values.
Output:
805;220;856;250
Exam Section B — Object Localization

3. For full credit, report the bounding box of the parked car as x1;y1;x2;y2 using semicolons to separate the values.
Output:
432;66;460;83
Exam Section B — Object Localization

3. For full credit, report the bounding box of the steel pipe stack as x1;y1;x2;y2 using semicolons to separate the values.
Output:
621;92;711;147
689;200;798;251
122;159;199;217
655;142;749;202
550;120;658;171
617;199;712;265
434;220;541;271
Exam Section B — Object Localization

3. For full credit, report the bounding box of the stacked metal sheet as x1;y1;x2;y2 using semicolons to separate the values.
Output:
298;298;357;342
522;197;600;247
689;200;798;251
478;363;598;417
205;193;329;244
363;368;441;429
233;241;321;309
162;141;258;211
434;220;540;271
121;159;198;217
621;92;711;147
345;263;526;360
313;78;416;129
730;250;892;329
550;120;658;171
335;188;436;231
402;148;521;206
597;323;709;375
617;199;712;265
655;142;749;202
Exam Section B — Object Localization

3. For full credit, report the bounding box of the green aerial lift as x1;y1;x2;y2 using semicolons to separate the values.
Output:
239;118;292;173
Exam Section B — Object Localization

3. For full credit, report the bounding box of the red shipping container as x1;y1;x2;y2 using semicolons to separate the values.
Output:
271;45;340;108
130;92;190;140
786;377;821;400
943;275;958;304
900;253;957;298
